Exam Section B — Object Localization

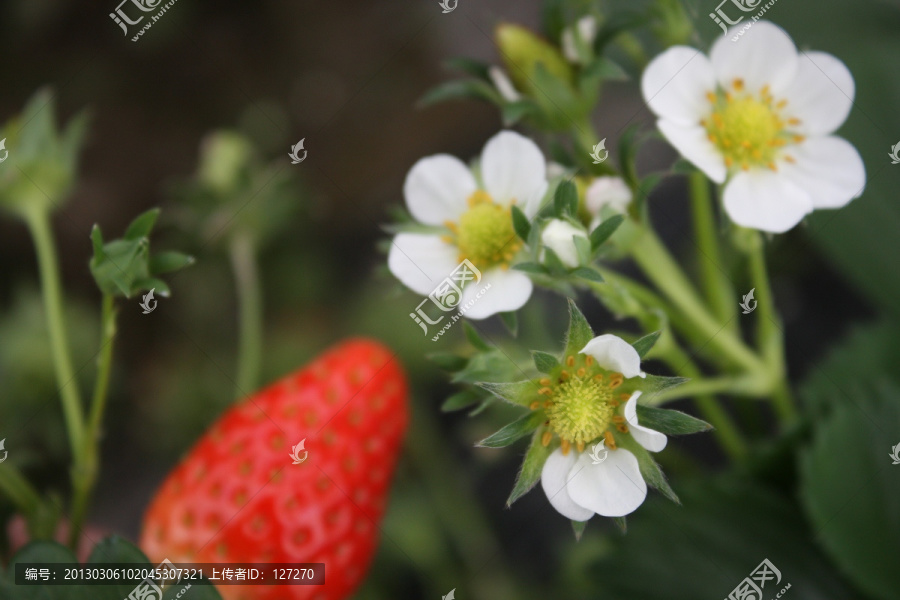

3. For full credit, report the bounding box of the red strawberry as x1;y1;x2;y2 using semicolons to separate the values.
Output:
140;338;408;600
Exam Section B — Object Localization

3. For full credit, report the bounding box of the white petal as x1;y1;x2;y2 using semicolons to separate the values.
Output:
566;449;647;517
541;219;586;269
585;176;632;215
657;120;726;184
710;21;798;97
641;46;716;126
488;67;521;102
541;449;594;521
387;233;460;295
722;170;813;233
781;137;866;209
404;155;477;225
623;392;668;452
458;267;533;320
481;131;548;216
580;334;645;379
781;52;855;136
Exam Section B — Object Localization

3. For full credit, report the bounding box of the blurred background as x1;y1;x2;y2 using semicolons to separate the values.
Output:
1;0;899;598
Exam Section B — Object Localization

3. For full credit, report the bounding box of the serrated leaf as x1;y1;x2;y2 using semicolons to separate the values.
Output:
427;352;469;372
571;267;604;283
632;331;661;358
511;204;531;242
635;405;712;435
123;208;160;241
532;350;559;374
589;214;625;249
500;311;518;336
554;180;578;217
564;299;594;356
478;410;546;448
507;431;554;506
513;262;548;275
463;322;491;351
149;251;195;275
476;380;538;407
441;389;483;412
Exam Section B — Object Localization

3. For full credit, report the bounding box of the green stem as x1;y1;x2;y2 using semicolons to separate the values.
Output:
230;232;263;399
628;225;765;375
69;293;117;548
22;207;87;471
688;171;737;329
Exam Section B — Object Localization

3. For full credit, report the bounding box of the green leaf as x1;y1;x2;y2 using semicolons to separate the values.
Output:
572;234;591;265
640;374;689;396
612;516;627;534
417;80;502;108
90;224;105;258
444;57;492;81
571;267;604;283
799;380;900;600
149;251;195;275
511;204;531;241
463;321;491;352
631;331;661;358
635;405;712;435
564;299;594;356
500;311;518;336
468;396;496;416
554;180;578;217
507;431;554;506
123;208;160;241
87;536;152;599
426;352;469;372
631;444;679;504
441;389;483;412
501;100;539;126
452;350;524;384
478;410;546;448
476;380;537;407
572;519;587;541
532;350;559;374
589;214;625;249
513;262;548;275
592;11;648;54
543;247;568;276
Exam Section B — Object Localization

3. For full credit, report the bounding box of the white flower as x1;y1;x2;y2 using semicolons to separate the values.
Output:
561;16;598;64
488;66;522;102
539;335;666;519
585;176;632;228
388;131;548;319
541;219;587;268
641;21;865;233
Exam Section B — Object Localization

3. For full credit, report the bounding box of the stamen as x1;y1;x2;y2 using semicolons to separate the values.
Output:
604;431;616;450
538;387;553;396
539;378;552;387
561;439;571;455
576;368;586;378
530;401;540;410
616;423;629;433
566;356;575;367
576;441;585;453
541;431;552;447
584;356;594;366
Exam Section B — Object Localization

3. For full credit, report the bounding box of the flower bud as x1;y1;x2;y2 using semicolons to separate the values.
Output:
197;131;254;193
585;176;632;227
495;23;574;96
542;218;588;268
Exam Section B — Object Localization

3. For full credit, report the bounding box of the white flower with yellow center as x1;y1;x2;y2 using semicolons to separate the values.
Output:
537;335;667;519
388;131;548;319
641;21;865;233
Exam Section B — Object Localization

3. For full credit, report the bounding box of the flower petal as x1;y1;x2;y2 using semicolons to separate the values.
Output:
585;176;632;216
404;155;477;225
541;449;594;521
782;136;866;209
541;219;586;269
623;392;667;452
722;169;813;233
481;131;548;217
781;51;855;136
641;46;716;126
459;267;533;320
710;21;798;97
566;449;647;517
488;66;521;102
387;233;461;295
657;120;726;184
580;334;645;379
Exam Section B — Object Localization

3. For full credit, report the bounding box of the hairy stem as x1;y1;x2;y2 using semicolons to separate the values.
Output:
230;232;263;399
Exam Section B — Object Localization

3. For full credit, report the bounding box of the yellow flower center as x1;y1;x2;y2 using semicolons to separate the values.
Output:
449;190;522;269
531;353;632;454
703;79;804;172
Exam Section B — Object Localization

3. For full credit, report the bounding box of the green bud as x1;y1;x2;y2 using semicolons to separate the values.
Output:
197;131;255;193
495;23;573;95
651;0;694;47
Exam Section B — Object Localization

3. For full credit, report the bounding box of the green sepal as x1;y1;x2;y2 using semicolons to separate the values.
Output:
123;208;160;241
513;261;549;275
444;57;492;81
571;267;604;283
427;352;469;372
572;519;588;541
477;410;546;448
631;331;661;358
564;299;594;356
500;311;518;336
573;234;592;265
630;442;680;505
417;79;503;108
612;516;627;534
149;251;195;275
507;430;556;506
511;204;531;241
452;350;524;384
532;350;559;374
476;381;537;407
641;374;689;395
589;214;625;249
543;247;568;276
553;180;578;217
441;389;484;412
463;321;491;351
635;405;713;435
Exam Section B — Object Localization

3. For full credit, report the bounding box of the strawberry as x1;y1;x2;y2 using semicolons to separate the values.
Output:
140;338;408;600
